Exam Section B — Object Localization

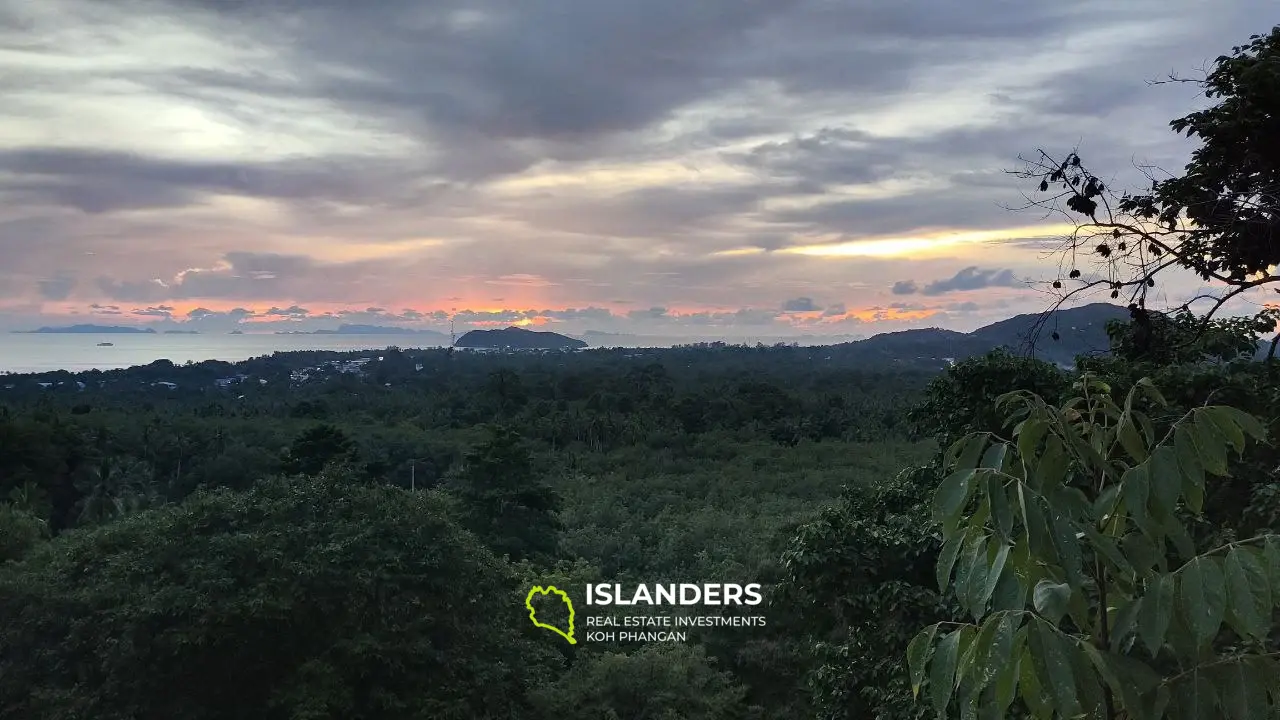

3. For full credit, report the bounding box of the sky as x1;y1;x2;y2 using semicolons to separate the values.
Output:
0;0;1276;338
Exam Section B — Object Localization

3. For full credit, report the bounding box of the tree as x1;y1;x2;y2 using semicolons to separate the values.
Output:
780;465;956;720
285;423;356;476
0;472;555;719
1012;26;1280;341
1102;307;1280;366
909;350;1070;449
0;504;46;563
907;376;1279;719
448;425;561;562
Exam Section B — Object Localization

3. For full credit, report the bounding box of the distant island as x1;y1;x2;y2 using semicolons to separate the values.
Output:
16;325;157;334
275;324;449;337
163;330;200;335
455;326;588;350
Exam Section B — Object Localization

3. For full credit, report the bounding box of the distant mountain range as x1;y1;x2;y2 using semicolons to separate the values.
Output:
17;325;158;334
275;324;450;338
582;330;868;347
821;303;1130;368
455;327;588;350
0;304;1180;365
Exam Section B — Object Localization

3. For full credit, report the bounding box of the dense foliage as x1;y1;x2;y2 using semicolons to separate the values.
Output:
0;342;934;719
911;378;1278;719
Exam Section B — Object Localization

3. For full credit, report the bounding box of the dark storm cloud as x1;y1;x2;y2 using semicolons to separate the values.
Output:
727;128;898;188
0;147;424;214
781;297;820;312
131;306;174;318
123;0;1180;156
187;307;255;321
145;0;802;142
504;183;776;239
893;267;1022;296
263;305;311;318
628;307;669;320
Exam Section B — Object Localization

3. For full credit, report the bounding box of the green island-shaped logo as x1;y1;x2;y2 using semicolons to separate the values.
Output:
526;585;576;644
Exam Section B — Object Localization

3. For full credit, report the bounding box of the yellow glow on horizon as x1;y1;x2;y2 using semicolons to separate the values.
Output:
710;247;767;257
779;223;1078;259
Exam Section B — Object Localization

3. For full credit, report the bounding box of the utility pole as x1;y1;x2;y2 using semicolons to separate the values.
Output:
411;461;415;491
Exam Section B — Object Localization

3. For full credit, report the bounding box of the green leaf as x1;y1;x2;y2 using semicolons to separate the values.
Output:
934;468;977;526
1200;406;1245;454
1147;447;1181;522
1066;636;1106;717
1190;413;1230;476
1016;484;1054;560
989;558;1027;613
1164;513;1197;562
1083;525;1134;577
1123;531;1161;576
1217;406;1268;442
1029;621;1080;717
960;617;1000;691
907;626;939;698
1031;435;1068;490
946;432;987;470
954;624;981;689
1138;574;1174;657
1110;596;1141;652
1117;412;1147;462
1017;644;1052;719
1016;417;1048;467
1093;483;1121;520
988;474;1014;542
1179;556;1226;648
1151;685;1172;720
1263;536;1280;591
1223;546;1270;642
1221;657;1268;720
1171;671;1218;720
991;623;1021;714
1133;377;1167;407
1050;511;1084;585
979;442;1008;472
1121;464;1151;533
955;534;985;611
1032;580;1070;625
930;628;962;716
966;543;993;621
976;544;1010;616
1100;651;1163;715
1174;425;1206;512
937;534;965;592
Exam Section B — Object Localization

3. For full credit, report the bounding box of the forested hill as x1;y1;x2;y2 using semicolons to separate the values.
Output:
455;326;589;349
773;302;1127;368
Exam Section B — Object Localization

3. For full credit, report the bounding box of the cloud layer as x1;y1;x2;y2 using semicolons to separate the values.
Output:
0;0;1273;336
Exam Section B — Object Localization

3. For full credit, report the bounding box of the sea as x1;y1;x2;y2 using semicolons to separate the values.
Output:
0;334;451;374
